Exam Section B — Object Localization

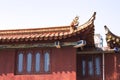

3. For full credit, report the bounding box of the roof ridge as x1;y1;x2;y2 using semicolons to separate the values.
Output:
0;26;70;35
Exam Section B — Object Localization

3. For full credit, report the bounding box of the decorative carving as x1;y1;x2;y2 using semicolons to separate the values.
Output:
116;38;119;43
105;25;120;48
70;16;79;33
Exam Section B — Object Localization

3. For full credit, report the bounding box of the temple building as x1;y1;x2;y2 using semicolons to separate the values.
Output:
104;26;120;80
0;12;98;80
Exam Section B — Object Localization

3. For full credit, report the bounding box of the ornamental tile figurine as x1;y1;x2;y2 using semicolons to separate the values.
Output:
70;16;79;33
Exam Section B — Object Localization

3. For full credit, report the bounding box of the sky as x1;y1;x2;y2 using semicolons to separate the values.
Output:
0;0;120;46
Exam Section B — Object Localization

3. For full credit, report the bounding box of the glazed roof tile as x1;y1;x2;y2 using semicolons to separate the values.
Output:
0;12;96;44
105;25;120;48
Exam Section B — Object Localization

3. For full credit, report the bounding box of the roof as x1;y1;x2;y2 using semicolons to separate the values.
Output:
0;12;96;46
104;25;120;48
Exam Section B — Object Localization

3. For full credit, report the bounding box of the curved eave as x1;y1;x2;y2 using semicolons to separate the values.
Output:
0;12;96;44
104;25;120;48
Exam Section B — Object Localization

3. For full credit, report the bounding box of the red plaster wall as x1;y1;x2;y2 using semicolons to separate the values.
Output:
0;47;76;80
105;53;118;80
0;49;15;75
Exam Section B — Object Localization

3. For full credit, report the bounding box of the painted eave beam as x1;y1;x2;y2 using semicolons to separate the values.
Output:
0;42;78;49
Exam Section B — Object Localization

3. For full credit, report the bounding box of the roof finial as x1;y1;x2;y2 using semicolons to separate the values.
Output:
104;25;110;34
89;12;96;21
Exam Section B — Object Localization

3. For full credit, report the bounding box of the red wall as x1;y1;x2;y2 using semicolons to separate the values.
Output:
0;49;15;75
0;47;76;80
105;53;120;80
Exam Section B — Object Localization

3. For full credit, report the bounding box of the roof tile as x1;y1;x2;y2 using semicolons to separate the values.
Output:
105;25;120;48
0;12;96;43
